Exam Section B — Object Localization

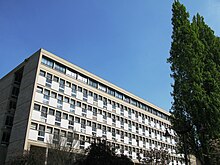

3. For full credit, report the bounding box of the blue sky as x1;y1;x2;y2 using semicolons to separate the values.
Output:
1;0;220;111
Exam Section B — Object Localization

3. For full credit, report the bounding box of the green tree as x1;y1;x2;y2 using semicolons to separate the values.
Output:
209;138;220;164
168;1;220;165
8;147;46;165
141;148;171;165
47;133;84;165
81;139;133;165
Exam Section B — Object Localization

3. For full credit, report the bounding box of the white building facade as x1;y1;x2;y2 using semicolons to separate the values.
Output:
0;49;181;164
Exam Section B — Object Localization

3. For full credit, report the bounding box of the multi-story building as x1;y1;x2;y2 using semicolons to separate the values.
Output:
0;49;180;164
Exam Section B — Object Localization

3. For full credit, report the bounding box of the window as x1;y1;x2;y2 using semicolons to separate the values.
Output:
130;99;137;106
87;120;91;126
107;88;115;96
67;132;74;141
54;63;66;73
82;103;86;109
75;117;80;123
86;136;91;143
49;108;55;115
83;89;87;95
63;113;68;120
102;125;106;131
54;129;60;136
123;95;130;103
46;73;52;80
72;84;77;91
69;115;74;125
61;130;66;137
36;86;43;93
107;99;111;104
103;98;107;105
70;99;75;105
12;87;19;96
47;126;53;134
41;106;47;117
51;92;57;98
77;101;81;107
55;112;61;124
89;79;98;88
58;95;63;101
93;108;97;116
34;104;40;111
125;119;127;124
116;103;120;108
31;122;38;130
94;93;98;101
64;97;69;103
39;70;46;77
98;109;102;115
112;101;116;109
38;125;45;136
81;119;86;128
41;56;54;68
66;69;77;78
98;84;107;92
112;114;115;120
139;103;143;109
8;101;16;110
115;91;123;99
5;116;13;126
44;89;50;96
14;71;22;83
78;87;82;92
66;81;71;88
103;111;106;117
92;122;96;128
88;106;92;111
152;109;157;115
89;91;93;96
53;76;59;82
1;132;10;143
60;79;65;86
77;74;88;83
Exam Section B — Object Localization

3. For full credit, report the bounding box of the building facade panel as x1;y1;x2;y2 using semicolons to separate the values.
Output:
28;129;38;141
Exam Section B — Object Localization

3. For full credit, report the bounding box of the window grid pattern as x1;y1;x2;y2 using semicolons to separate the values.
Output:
41;56;169;121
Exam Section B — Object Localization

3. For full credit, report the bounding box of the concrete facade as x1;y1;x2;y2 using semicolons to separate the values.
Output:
0;49;182;164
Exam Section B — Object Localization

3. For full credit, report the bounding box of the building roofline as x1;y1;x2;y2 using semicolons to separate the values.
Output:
0;49;41;81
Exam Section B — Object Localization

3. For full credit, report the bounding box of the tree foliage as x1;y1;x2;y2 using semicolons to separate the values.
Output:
47;134;84;165
140;148;171;165
209;138;220;164
168;1;220;164
7;137;133;165
8;147;46;165
81;139;133;165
